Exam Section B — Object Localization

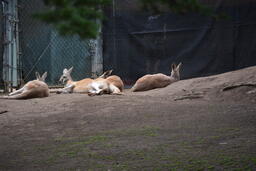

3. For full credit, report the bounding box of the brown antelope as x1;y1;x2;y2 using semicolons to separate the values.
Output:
98;70;124;92
56;67;124;95
0;72;49;99
87;72;124;96
131;62;182;92
57;67;93;94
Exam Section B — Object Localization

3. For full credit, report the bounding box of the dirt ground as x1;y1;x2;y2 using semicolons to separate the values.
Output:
0;66;256;171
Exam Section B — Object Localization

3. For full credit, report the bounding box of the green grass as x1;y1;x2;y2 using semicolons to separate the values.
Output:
102;126;160;137
14;126;256;170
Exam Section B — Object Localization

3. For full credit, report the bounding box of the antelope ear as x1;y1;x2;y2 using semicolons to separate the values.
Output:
176;62;182;70
63;68;68;73
41;72;48;81
106;69;113;76
100;69;113;78
171;63;177;71
68;66;73;73
35;72;40;79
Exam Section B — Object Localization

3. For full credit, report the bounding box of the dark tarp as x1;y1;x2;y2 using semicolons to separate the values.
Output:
103;0;256;85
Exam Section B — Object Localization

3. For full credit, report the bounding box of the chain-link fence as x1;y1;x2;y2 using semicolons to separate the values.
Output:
0;1;3;89
18;0;93;86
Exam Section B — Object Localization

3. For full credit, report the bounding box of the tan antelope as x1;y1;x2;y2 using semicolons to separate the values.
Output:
57;67;93;94
98;69;124;91
87;70;124;96
131;62;182;92
0;72;49;99
57;67;124;95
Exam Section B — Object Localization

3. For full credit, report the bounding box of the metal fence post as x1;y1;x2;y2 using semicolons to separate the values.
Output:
0;1;3;90
2;0;19;92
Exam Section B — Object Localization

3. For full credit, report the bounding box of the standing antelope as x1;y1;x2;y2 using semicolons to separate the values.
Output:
131;62;182;92
0;72;49;99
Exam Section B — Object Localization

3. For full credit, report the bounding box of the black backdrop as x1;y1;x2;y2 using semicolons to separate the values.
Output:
103;0;256;85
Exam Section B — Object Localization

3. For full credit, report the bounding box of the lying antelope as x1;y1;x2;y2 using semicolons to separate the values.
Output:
57;67;93;94
87;70;124;96
131;62;182;92
0;72;49;99
98;69;124;92
57;67;124;95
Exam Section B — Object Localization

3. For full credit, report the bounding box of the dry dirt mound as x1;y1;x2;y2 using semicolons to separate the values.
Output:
0;66;256;170
133;66;256;103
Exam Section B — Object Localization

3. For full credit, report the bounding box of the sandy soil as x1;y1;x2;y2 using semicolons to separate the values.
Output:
0;66;256;170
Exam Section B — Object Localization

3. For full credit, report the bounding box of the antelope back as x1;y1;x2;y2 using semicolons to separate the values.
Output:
106;75;124;91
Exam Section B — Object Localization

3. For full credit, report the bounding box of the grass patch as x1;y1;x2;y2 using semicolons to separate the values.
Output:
19;126;256;170
31;126;161;165
70;135;108;146
103;126;160;137
39;135;109;164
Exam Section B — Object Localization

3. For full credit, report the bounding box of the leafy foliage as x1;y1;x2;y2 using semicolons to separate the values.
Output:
34;0;111;39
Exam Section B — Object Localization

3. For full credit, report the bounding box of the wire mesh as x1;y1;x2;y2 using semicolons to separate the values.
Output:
18;0;92;86
0;1;3;89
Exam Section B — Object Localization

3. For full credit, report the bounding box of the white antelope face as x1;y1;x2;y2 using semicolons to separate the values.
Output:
59;67;73;84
